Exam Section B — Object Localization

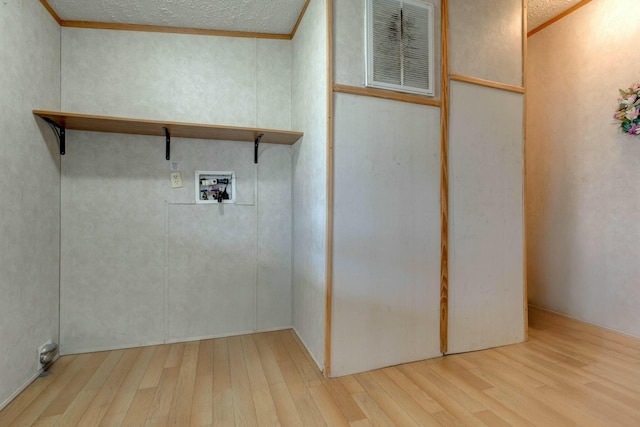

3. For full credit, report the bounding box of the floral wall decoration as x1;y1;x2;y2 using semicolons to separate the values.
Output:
614;83;640;135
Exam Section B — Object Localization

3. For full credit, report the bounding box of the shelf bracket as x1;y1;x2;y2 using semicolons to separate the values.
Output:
42;118;65;155
164;127;170;161
254;133;264;164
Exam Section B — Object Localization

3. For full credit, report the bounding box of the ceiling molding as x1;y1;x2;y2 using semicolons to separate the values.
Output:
290;0;311;39
60;20;291;40
39;0;61;25
39;0;311;40
528;0;592;37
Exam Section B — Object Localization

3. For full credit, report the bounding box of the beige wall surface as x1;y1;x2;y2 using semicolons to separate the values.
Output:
449;0;522;86
291;0;328;370
0;0;61;409
448;81;525;353
331;93;441;377
446;0;525;355
60;28;294;353
330;0;442;377
527;0;640;337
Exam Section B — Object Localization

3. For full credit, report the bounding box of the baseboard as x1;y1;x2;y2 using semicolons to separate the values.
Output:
0;354;60;411
63;327;295;353
529;304;640;341
60;340;165;356
255;325;293;333
292;327;323;372
164;330;255;344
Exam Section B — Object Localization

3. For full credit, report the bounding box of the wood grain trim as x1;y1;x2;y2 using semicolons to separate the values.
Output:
324;0;334;378
291;0;311;39
527;0;592;37
39;0;62;25
440;0;450;355
522;0;529;340
450;74;525;94
32;110;303;144
333;84;441;107
59;20;292;40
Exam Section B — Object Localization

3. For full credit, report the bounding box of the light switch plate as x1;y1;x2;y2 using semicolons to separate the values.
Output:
170;172;183;188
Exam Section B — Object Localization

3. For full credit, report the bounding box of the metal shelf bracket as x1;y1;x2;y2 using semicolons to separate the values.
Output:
164;127;170;160
254;133;264;164
42;117;65;155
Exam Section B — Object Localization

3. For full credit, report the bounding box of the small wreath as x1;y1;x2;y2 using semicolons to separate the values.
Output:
614;83;640;135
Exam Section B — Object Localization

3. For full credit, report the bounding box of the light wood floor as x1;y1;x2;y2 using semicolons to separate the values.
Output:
3;307;640;426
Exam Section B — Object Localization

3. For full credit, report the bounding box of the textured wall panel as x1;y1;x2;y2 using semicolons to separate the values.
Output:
167;204;257;340
331;93;441;377
60;28;293;352
527;0;640;338
449;0;522;86
292;0;327;369
448;81;524;354
0;0;60;408
62;29;293;129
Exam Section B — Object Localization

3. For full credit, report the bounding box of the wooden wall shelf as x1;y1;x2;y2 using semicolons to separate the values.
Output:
33;110;304;161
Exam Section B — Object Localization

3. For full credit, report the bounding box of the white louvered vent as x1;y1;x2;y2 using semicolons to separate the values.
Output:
366;0;435;96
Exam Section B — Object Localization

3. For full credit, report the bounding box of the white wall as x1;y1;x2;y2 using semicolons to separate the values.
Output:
291;0;328;370
60;28;294;353
330;0;442;377
527;0;640;338
449;0;522;87
447;0;525;354
332;94;441;377
448;82;524;353
0;0;61;409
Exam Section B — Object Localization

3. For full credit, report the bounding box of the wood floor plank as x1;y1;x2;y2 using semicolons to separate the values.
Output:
9;353;93;426
77;347;143;425
190;339;214;427
0;355;76;426
353;372;420;427
270;382;304;427
241;334;281;426
40;351;108;418
4;309;640;426
100;345;156;426
308;383;350;427
167;341;199;426
322;378;367;422
139;344;171;390
146;344;184;422
120;387;156;426
212;338;234;426
228;335;259;426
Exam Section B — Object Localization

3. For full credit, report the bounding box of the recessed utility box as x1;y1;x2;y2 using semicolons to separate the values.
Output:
195;171;236;204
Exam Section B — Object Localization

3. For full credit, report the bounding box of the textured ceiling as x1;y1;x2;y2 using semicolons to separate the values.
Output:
46;0;308;35
46;0;582;36
527;0;585;31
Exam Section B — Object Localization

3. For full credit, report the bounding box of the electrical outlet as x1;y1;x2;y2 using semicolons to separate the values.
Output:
37;340;52;370
170;172;183;188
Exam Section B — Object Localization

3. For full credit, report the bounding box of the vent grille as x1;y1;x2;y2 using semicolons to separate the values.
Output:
367;0;434;96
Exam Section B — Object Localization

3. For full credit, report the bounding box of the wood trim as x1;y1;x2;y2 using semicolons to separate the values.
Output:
333;84;441;107
527;0;592;37
39;0;62;25
450;74;525;94
439;0;450;355
324;0;334;378
522;0;529;340
59;20;292;40
291;0;312;39
32;110;303;145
